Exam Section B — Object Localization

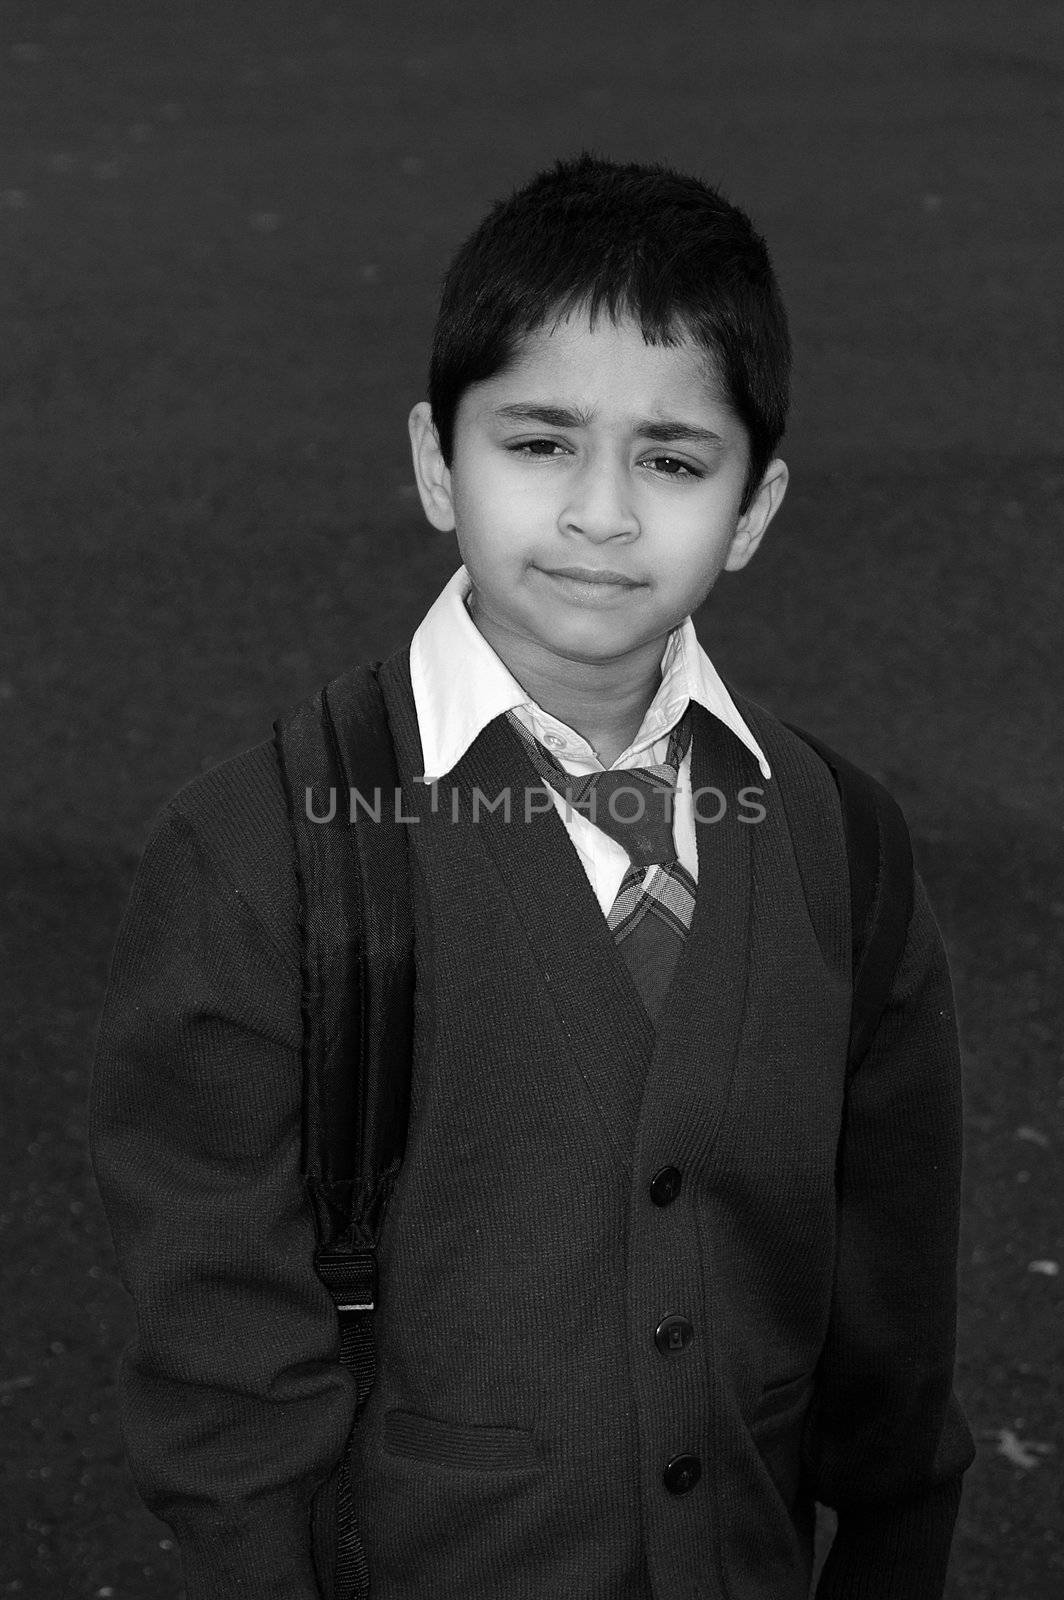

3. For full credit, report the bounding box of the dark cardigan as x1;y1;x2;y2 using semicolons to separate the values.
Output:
89;647;975;1599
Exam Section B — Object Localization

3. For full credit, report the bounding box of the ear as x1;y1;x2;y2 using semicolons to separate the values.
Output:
724;457;789;572
408;402;456;531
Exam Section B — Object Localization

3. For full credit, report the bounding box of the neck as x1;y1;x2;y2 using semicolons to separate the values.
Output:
468;594;668;765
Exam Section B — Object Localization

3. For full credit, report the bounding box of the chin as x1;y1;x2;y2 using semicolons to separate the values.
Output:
544;625;649;662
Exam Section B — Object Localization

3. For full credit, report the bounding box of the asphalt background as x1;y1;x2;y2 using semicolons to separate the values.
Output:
2;1;1062;1595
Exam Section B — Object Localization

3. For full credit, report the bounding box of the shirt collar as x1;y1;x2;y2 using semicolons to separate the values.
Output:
409;564;771;782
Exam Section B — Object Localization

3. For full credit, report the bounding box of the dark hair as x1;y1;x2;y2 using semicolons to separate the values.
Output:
427;153;791;513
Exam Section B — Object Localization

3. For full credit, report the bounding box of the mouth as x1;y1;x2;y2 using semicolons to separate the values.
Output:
539;565;643;588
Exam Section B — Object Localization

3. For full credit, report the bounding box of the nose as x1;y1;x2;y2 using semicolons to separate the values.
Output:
559;450;640;542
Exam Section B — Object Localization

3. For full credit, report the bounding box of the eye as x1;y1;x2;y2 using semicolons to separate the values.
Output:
507;438;569;457
644;455;702;479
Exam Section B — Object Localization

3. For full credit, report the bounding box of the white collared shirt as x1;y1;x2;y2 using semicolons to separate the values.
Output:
409;565;771;916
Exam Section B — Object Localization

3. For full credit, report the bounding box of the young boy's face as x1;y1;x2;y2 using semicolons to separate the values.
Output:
410;310;787;685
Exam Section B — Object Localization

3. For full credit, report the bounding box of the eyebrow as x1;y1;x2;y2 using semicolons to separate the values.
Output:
492;403;724;446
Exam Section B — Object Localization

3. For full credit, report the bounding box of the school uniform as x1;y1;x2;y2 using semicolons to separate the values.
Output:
89;565;975;1600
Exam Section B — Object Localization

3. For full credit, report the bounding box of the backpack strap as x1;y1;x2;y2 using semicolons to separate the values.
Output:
273;661;415;1600
786;724;915;1071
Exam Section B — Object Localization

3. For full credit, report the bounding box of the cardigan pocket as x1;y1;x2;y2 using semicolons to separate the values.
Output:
747;1371;816;1523
382;1407;544;1472
749;1370;816;1426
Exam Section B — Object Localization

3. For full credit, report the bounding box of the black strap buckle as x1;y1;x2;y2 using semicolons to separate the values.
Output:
315;1248;378;1313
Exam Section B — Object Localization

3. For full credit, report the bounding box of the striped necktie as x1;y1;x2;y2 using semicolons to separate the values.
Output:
505;709;697;949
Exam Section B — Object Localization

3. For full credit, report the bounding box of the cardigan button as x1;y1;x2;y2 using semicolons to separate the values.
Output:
663;1453;701;1494
654;1314;694;1355
649;1165;682;1206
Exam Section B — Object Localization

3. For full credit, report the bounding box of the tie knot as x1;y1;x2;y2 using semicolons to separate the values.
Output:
507;709;692;870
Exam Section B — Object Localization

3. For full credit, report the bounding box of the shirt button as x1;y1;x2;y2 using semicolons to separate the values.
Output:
543;733;564;747
663;1453;701;1495
654;1314;694;1355
649;1166;682;1206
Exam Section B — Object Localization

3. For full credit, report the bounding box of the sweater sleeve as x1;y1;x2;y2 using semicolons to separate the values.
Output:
88;800;357;1600
807;870;977;1598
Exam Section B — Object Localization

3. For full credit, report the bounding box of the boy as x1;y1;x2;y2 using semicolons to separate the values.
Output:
90;154;976;1599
